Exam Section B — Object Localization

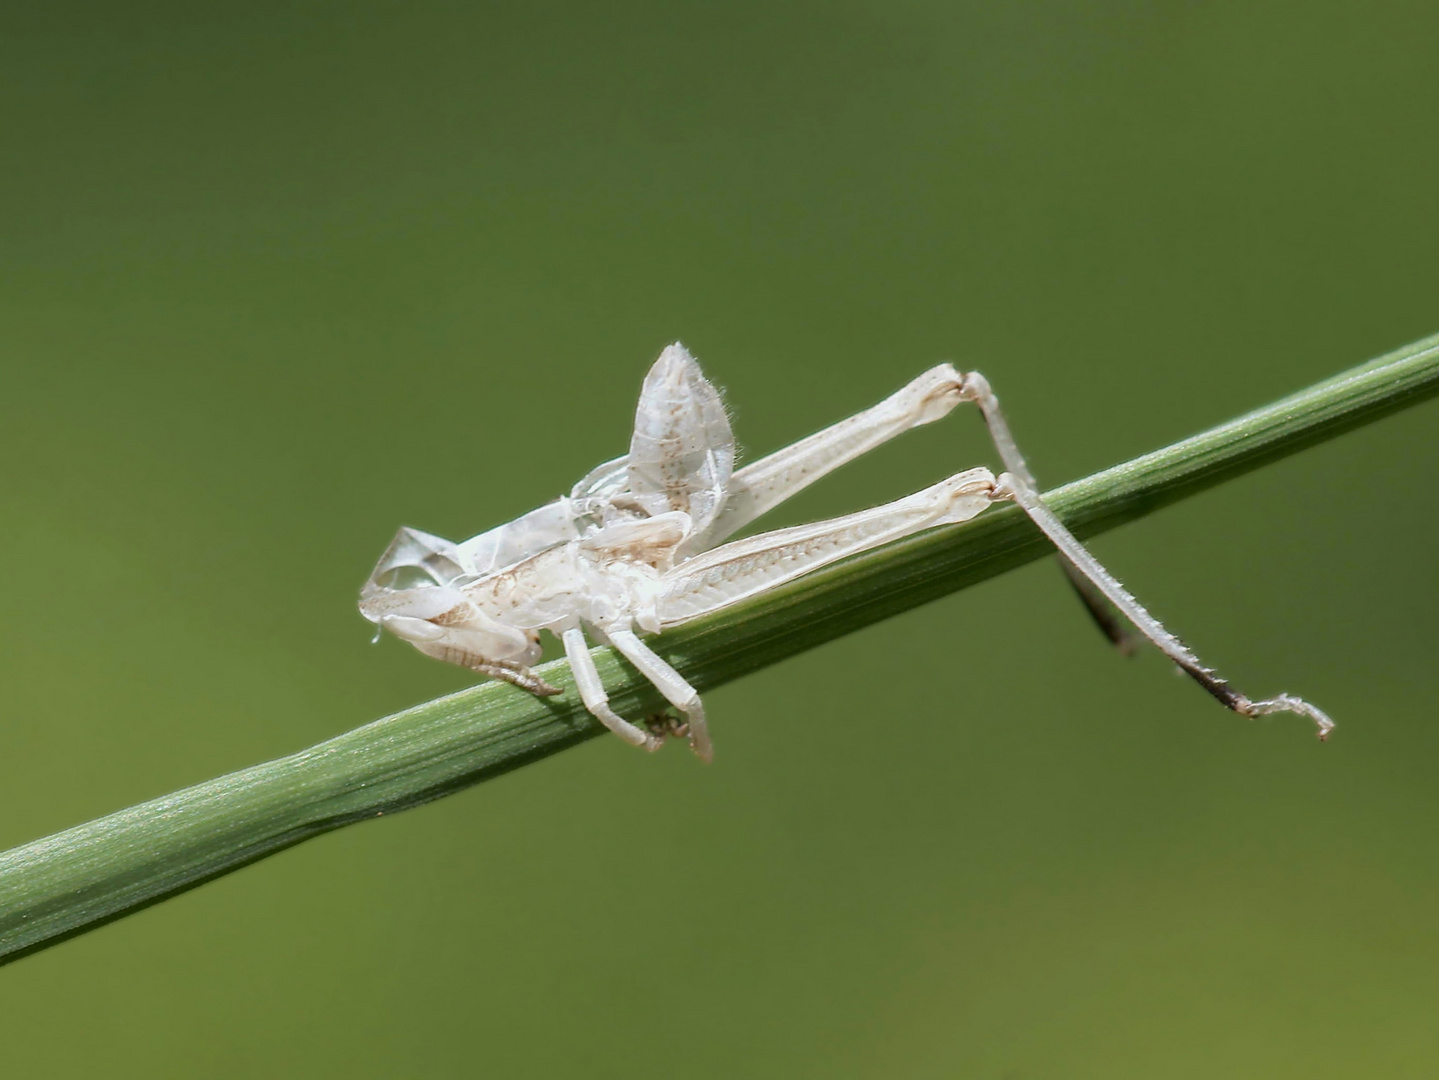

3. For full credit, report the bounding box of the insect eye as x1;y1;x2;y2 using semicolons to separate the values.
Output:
374;566;440;591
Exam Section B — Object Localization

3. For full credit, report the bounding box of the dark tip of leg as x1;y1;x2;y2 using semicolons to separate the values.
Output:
1178;661;1247;713
1061;561;1140;656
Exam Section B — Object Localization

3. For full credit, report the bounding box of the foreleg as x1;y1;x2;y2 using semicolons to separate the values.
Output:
461;657;561;697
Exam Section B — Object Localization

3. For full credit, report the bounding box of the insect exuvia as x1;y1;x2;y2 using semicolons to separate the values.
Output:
360;344;1334;762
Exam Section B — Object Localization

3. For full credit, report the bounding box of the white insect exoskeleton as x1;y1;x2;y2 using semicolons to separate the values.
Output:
360;344;1334;763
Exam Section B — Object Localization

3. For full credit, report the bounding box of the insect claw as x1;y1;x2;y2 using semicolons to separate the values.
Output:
645;712;689;741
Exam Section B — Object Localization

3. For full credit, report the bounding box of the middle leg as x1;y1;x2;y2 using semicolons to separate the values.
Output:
606;627;714;763
562;626;663;752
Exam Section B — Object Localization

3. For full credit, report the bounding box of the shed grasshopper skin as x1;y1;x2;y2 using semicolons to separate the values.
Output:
361;343;1333;762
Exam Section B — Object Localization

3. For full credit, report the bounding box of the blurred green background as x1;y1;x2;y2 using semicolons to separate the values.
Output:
2;2;1438;1076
